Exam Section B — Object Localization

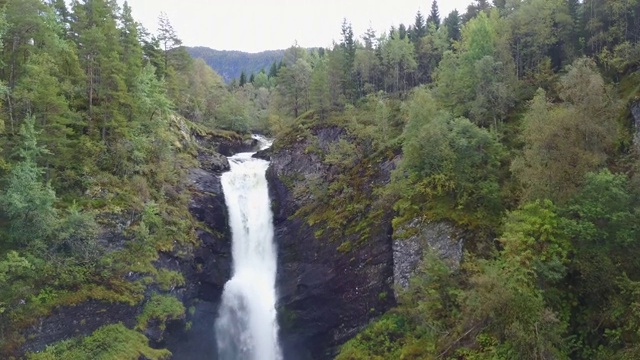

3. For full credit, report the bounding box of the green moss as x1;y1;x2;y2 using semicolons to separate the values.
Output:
136;294;185;331
26;323;171;360
337;241;353;254
156;270;185;292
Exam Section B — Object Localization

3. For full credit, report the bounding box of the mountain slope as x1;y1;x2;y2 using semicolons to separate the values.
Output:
187;47;285;82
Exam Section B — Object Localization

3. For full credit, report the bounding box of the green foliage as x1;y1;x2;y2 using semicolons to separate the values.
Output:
0;117;58;248
27;323;171;360
336;314;410;360
1;0;640;357
136;294;185;331
393;88;505;230
156;269;186;292
186;47;284;83
512;58;620;203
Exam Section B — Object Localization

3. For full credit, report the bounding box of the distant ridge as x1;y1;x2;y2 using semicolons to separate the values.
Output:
187;47;285;83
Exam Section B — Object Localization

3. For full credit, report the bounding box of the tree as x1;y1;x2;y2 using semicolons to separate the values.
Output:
0;117;58;249
253;71;271;88
339;19;357;100
310;58;331;119
505;0;574;77
468;55;516;129
435;11;516;126
413;10;426;40
414;21;448;84
398;23;408;40
239;71;247;86
71;0;128;141
512;59;619;203
120;2;143;92
394;88;504;227
157;12;182;71
427;0;441;30
444;10;461;43
362;26;377;50
276;46;312;118
268;61;278;78
380;32;417;93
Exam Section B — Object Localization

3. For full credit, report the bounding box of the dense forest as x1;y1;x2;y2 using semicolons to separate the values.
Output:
186;47;285;83
0;0;640;359
260;0;640;359
0;0;266;358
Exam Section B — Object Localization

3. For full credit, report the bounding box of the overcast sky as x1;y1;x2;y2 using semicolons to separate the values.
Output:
117;0;474;53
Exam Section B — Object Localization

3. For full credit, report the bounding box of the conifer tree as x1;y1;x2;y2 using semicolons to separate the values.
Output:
239;71;247;86
427;0;441;30
157;12;182;71
413;10;427;41
0;116;58;248
444;10;461;42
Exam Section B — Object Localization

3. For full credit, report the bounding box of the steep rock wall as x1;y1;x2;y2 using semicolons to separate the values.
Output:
266;127;396;360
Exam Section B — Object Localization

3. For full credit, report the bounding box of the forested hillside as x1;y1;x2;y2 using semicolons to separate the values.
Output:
258;0;640;359
2;0;640;359
0;0;265;358
187;46;285;83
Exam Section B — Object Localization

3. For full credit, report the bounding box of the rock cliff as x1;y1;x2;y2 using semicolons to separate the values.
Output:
266;127;397;359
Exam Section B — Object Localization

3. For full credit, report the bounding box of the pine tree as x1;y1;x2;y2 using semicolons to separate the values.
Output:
444;10;461;43
399;23;408;40
362;26;377;50
413;10;427;41
268;61;278;78
427;0;441;30
51;0;71;33
340;19;356;100
239;71;247;86
71;0;128;141
120;1;144;122
157;12;182;71
120;2;143;89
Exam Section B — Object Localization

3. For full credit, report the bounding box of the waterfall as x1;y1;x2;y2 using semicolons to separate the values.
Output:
215;136;282;360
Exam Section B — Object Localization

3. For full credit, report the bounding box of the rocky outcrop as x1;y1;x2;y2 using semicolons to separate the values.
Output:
393;220;465;296
196;132;259;158
163;148;234;359
631;101;640;148
267;127;396;360
19;300;139;355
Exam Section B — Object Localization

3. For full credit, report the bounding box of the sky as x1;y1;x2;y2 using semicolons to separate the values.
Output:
117;0;475;53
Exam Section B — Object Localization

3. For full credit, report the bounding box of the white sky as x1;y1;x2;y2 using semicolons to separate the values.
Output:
117;0;474;53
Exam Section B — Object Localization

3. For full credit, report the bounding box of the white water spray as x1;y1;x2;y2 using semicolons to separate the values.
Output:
215;136;282;360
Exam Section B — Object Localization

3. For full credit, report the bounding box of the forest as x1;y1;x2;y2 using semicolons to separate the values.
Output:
0;0;638;359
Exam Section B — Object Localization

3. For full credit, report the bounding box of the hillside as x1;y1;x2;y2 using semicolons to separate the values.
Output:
187;47;285;82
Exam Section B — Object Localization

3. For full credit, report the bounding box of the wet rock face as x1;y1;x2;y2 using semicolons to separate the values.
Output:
266;127;396;360
19;301;139;355
631;102;640;148
393;220;464;296
164;160;233;360
196;133;259;157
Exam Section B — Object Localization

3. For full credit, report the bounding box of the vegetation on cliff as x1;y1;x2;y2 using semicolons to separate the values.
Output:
261;0;640;358
0;0;263;357
2;0;640;359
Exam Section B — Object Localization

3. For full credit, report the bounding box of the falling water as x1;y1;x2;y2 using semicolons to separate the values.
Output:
215;136;282;360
